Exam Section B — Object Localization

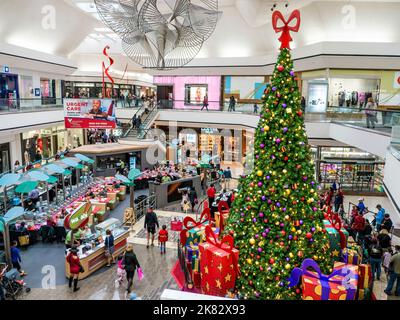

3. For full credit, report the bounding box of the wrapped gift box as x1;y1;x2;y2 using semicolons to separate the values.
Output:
215;211;229;230
193;271;201;288
341;248;361;265
357;288;372;300
191;256;200;273
358;264;372;290
199;227;239;297
185;244;199;261
288;259;358;300
323;220;349;257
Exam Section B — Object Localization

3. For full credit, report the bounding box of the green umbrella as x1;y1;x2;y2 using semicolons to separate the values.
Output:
15;181;38;194
47;176;58;184
76;164;85;170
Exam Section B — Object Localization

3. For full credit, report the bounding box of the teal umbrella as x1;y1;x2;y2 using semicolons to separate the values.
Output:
42;164;65;174
115;174;131;184
61;158;80;168
47;176;58;184
4;207;25;223
16;181;38;194
128;168;142;181
76;164;85;170
27;171;49;182
0;173;21;211
63;169;72;176
75;153;95;164
127;169;143;209
0;173;21;186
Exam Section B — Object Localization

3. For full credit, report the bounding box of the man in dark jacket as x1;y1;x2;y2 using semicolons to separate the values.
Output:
381;214;393;233
188;187;198;213
124;244;140;293
144;207;159;248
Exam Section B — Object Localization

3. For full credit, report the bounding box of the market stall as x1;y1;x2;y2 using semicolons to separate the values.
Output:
65;218;129;279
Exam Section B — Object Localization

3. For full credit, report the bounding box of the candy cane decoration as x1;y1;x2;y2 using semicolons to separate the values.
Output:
102;45;115;98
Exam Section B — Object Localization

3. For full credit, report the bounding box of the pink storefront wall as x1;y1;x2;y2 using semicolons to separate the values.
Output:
154;76;221;110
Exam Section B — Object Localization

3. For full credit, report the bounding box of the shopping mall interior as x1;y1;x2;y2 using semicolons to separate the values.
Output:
0;0;400;303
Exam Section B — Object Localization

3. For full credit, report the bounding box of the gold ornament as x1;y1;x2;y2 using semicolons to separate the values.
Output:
286;108;292;114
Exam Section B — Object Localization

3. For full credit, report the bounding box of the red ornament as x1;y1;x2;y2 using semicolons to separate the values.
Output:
269;258;275;264
279;241;284;247
264;219;268;223
306;232;312;239
296;289;301;294
294;236;298;241
297;251;303;257
284;156;289;161
256;255;260;260
297;110;303;116
281;230;286;236
277;65;284;72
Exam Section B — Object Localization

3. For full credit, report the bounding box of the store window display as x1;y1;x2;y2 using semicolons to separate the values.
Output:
329;78;380;109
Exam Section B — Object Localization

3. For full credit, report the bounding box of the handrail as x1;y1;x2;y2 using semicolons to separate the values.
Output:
123;102;158;138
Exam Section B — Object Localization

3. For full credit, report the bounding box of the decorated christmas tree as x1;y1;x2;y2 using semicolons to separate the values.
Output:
226;10;333;300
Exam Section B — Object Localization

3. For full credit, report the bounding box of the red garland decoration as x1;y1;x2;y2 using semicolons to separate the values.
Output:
102;45;115;97
272;10;301;50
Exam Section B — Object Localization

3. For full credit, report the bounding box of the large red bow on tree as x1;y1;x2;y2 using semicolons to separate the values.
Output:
272;9;301;50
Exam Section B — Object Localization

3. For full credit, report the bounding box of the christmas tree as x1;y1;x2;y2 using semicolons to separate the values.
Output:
226;10;333;300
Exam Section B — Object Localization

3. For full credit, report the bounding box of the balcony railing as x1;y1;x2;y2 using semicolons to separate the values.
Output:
0;98;64;113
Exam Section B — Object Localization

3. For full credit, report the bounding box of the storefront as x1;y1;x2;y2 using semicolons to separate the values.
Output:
21;126;84;163
301;69;381;113
223;76;269;104
154;76;221;110
40;78;57;105
311;146;384;193
0;143;11;174
64;81;137;99
0;72;19;109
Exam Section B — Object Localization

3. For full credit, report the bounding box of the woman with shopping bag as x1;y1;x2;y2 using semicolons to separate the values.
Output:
124;244;142;293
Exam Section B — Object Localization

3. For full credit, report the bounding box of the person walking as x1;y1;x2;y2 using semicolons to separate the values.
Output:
144;207;159;248
375;204;385;231
188;186;198;213
158;225;168;254
369;239;383;281
201;95;209;111
223;167;232;190
115;255;126;288
365;97;378;129
334;189;344;213
351;211;366;242
132;114;137;129
124;244;141;293
253;103;258;114
384;245;400;296
105;229;115;267
207;184;216;209
11;241;27;277
66;247;82;292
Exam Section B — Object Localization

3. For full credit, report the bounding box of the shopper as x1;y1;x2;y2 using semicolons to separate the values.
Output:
378;229;392;252
105;229;115;267
333;189;344;213
13;160;21;173
381;213;393;233
124;244;141;293
369;239;383;281
207;184;216;216
365;97;378;129
375;204;385;230
384;245;400;296
11;241;26;277
28;187;40;205
188;186;198;213
144;207;159;248
357;198;367;215
228;96;236;112
351;211;366;242
66;247;82;292
201;95;209;111
223;167;232;190
253;103;258;114
158;225;168;254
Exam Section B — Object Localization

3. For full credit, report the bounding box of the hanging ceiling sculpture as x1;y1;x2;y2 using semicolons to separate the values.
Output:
94;0;220;70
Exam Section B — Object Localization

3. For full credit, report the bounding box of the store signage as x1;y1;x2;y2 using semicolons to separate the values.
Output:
3;66;9;73
64;202;91;230
64;99;116;129
201;128;219;134
394;72;400;89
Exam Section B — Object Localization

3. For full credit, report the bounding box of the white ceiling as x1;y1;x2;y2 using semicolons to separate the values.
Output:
1;0;400;77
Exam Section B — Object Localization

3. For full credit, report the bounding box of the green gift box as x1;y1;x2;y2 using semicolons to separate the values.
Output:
324;223;349;260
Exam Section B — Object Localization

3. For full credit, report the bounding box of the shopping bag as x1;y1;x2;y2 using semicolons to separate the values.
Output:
137;267;144;281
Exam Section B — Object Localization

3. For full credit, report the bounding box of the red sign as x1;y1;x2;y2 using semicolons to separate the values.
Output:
65;118;116;129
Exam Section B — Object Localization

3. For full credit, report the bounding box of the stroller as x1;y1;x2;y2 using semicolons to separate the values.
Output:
1;265;30;300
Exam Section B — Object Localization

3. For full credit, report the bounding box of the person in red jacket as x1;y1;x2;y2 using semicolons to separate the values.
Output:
66;247;82;292
351;211;366;241
207;184;216;218
158;225;168;254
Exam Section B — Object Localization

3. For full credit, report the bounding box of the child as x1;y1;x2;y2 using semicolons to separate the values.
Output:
115;255;126;288
158;225;168;254
182;200;190;214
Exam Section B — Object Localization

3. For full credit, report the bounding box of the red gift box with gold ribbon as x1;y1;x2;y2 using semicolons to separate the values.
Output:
199;226;239;297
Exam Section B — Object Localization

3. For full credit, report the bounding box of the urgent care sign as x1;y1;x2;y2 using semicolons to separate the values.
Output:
64;99;116;129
